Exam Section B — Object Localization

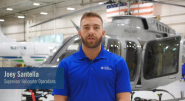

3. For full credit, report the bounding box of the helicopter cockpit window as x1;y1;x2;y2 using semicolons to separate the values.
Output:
126;41;137;81
106;39;121;56
51;36;82;64
43;36;72;64
134;19;144;29
144;37;180;79
113;18;131;25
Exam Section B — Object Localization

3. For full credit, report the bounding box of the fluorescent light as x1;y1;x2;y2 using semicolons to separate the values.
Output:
40;12;48;15
67;7;75;10
7;8;13;11
99;2;104;5
18;16;25;18
33;3;40;6
0;19;4;22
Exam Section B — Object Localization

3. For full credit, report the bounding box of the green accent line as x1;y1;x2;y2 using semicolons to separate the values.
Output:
13;60;24;62
13;59;44;62
35;59;44;61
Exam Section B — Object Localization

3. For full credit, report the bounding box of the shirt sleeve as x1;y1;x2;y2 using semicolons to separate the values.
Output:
116;58;132;94
52;60;69;96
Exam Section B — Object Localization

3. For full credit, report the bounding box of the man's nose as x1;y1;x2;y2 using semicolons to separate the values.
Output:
89;27;95;35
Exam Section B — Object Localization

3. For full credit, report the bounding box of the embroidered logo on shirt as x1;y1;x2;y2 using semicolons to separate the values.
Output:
101;66;112;70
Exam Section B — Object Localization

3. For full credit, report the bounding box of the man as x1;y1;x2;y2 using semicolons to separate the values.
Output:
52;12;132;101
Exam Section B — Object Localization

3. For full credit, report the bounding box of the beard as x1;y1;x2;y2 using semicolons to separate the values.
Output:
81;35;102;48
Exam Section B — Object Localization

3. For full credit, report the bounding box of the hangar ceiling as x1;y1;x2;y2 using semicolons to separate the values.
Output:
0;0;184;42
0;0;183;19
0;0;107;19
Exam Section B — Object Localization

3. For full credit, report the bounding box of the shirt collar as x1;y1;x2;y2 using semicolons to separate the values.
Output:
77;44;107;61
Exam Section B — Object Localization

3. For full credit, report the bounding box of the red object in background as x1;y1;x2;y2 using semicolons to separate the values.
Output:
29;89;36;101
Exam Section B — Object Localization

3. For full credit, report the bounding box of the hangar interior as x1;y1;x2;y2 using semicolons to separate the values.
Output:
0;0;185;101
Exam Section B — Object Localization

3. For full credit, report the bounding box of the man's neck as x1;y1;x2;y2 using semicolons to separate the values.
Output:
82;45;101;60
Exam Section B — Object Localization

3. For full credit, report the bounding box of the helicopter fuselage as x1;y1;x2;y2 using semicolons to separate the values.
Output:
40;16;182;91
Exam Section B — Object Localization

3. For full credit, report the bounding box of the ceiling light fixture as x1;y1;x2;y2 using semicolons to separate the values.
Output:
18;16;25;18
0;19;4;22
6;8;13;11
67;7;75;10
40;12;48;15
33;3;40;6
99;2;104;5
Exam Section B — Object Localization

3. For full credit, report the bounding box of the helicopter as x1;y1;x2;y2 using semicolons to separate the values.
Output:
26;0;185;100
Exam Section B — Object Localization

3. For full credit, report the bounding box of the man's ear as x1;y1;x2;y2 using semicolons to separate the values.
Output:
102;30;106;37
78;30;81;37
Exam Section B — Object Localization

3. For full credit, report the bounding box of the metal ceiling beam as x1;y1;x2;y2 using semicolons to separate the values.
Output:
0;0;30;9
80;0;108;6
0;0;67;18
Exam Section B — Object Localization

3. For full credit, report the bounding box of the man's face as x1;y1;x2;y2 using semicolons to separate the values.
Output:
78;17;105;48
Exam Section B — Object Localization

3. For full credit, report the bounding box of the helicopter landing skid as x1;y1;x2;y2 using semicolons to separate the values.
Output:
162;98;185;101
132;89;185;101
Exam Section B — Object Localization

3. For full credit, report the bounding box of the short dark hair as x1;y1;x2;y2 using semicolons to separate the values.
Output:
80;12;103;24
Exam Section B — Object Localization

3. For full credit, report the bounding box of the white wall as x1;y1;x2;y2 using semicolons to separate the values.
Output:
2;59;12;67
0;58;2;67
153;0;185;35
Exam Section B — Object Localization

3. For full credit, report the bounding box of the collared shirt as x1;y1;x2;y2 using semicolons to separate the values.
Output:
52;45;132;101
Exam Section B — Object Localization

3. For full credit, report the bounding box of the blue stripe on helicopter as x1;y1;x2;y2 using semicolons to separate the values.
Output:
182;64;185;75
0;56;46;59
182;64;185;79
107;3;127;9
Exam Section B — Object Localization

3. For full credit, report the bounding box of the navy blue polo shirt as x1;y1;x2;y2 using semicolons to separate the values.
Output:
52;45;132;101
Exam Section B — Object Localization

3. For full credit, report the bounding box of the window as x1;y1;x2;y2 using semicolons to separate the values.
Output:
126;41;137;80
112;17;145;29
51;36;82;64
156;23;159;30
43;36;72;64
159;24;161;31
165;27;167;33
106;39;121;56
32;34;63;43
144;37;181;79
162;26;164;32
168;29;170;33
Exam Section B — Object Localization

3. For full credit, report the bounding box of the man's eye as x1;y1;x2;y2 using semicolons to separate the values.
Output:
84;27;88;29
95;27;99;29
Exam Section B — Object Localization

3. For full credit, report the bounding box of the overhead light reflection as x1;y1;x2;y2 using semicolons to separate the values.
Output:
33;3;40;6
40;12;48;15
0;19;4;22
166;46;169;49
67;7;75;10
7;8;13;11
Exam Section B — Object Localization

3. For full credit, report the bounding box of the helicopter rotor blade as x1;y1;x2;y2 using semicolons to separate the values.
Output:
30;4;107;27
142;0;185;8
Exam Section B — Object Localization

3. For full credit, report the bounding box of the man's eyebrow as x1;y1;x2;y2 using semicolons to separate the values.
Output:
83;24;90;26
93;24;100;26
83;24;100;27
